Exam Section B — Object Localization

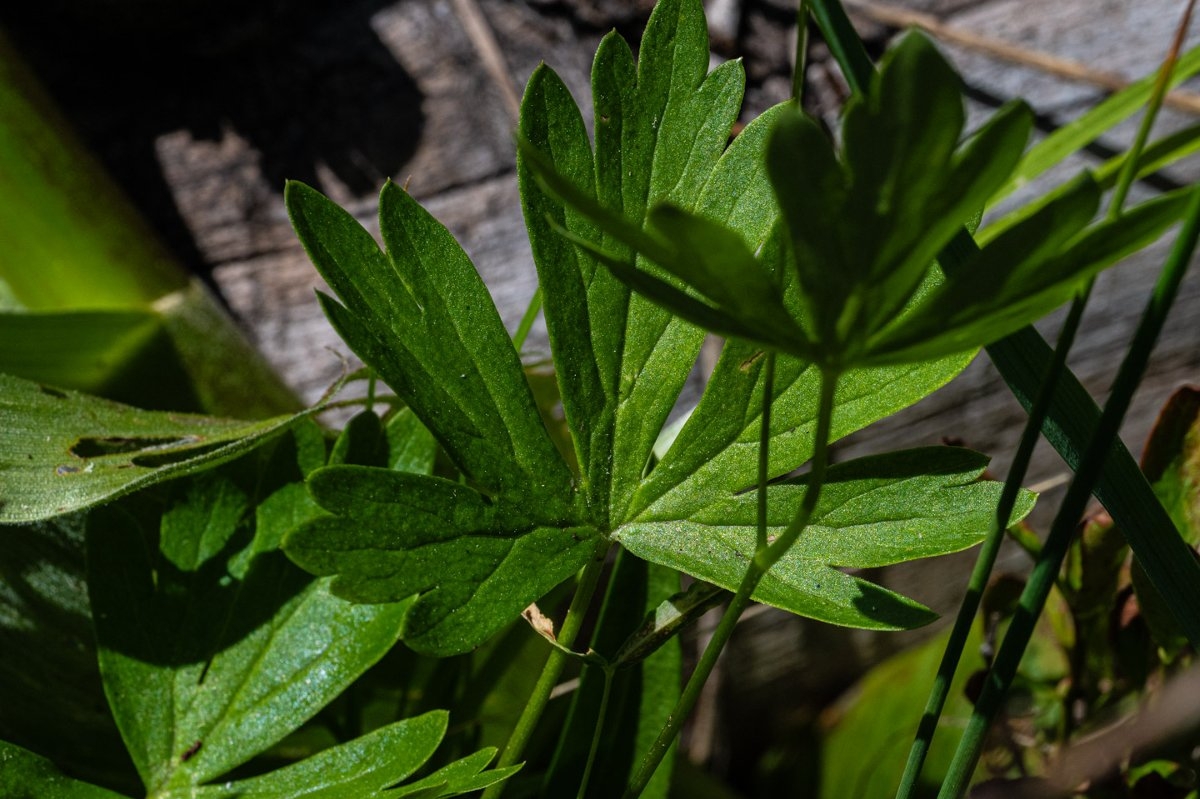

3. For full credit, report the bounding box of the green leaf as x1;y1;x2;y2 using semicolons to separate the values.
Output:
0;372;317;524
994;43;1200;204
0;513;136;791
543;551;681;798
767;34;1031;346
87;474;409;793
818;624;986;799
0;741;128;799
286;180;571;504
177;711;446;798
808;0;1200;648
631;345;973;521
285;465;600;655
618;448;1035;630
386;748;521;798
0;309;161;394
517;0;746;524
870;185;1191;365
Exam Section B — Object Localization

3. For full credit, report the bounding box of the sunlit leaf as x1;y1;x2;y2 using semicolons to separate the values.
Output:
618;448;1035;629
0;373;317;524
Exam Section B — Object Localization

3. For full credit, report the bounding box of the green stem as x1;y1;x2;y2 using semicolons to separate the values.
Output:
895;292;1089;799
792;0;811;104
936;185;1200;799
898;11;1194;792
482;542;609;799
811;0;1200;648
512;287;543;352
575;667;615;799
623;369;839;799
756;352;778;551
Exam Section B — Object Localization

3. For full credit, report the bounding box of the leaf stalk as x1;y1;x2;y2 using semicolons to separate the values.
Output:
622;367;839;799
483;541;610;799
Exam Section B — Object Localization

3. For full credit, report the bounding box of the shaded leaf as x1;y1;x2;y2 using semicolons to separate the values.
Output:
0;741;127;799
0;309;161;395
543;551;681;798
870;185;1191;365
285;466;600;656
87;474;409;793
818;624;986;799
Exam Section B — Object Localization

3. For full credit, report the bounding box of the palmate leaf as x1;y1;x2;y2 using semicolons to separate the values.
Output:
286;466;599;656
518;0;748;525
284;0;1022;659
287;180;572;504
285;179;600;656
767;34;1032;342
0;372;317;524
618;448;1035;629
87;473;411;795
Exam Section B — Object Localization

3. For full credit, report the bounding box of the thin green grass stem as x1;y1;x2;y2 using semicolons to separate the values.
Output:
898;13;1193;790
483;542;609;799
894;293;1089;799
622;368;839;799
792;0;810;104
1109;0;1195;217
757;352;778;551
575;667;615;799
936;187;1200;799
512;287;543;352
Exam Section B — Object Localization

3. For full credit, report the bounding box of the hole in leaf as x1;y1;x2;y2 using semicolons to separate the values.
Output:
71;436;199;458
132;441;227;467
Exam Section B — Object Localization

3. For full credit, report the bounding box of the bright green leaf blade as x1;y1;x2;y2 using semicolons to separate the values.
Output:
818;624;985;799
521;140;815;357
0;741;128;799
517;63;606;486
0;310;161;395
619;448;1030;630
871;185;1190;365
995;43;1200;204
633;344;973;520
285;465;600;656
387;748;520;799
518;0;746;524
286;180;570;503
187;712;447;799
87;475;409;792
0;372;315;524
